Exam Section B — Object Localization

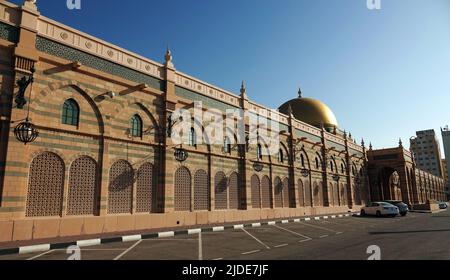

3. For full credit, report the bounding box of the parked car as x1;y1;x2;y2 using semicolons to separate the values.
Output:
438;202;448;209
383;200;409;216
360;202;399;217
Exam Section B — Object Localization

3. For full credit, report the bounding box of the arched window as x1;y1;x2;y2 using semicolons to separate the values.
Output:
130;115;143;137
278;149;284;163
300;154;305;167
330;161;334;172
341;163;345;174
257;144;263;160
315;158;319;169
62;99;80;126
223;136;231;154
189;127;197;147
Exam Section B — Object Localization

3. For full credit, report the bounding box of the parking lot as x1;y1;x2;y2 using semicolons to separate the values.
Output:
1;210;449;260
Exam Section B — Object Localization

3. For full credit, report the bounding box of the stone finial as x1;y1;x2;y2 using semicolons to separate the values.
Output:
298;87;302;98
361;138;365;147
349;132;352;139
333;126;337;135
343;130;347;139
164;46;174;69
23;0;37;9
240;80;248;99
369;142;373;150
399;138;403;147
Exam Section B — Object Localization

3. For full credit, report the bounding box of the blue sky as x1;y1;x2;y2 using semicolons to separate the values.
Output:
13;0;450;153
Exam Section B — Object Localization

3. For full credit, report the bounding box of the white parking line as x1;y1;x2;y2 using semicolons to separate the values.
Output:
198;232;203;261
274;244;288;248
271;224;312;241
299;221;342;234
319;235;329;238
241;250;261;255
113;239;142;260
213;258;223;260
27;249;55;260
241;228;270;249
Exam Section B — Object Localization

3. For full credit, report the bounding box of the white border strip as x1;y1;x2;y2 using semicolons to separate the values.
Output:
268;221;276;226
304;217;311;221
19;244;50;255
281;220;289;224
213;226;225;232
233;224;244;229
252;223;261;227
77;239;101;247
314;217;321;220
122;235;142;242
294;218;301;222
158;231;175;238
188;228;201;235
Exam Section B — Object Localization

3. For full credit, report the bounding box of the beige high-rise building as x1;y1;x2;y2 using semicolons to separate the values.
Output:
410;130;444;178
442;159;449;193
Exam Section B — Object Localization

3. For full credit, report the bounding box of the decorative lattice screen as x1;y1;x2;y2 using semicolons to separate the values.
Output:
136;163;154;213
283;178;290;208
304;180;312;207
174;167;191;211
274;177;283;208
108;160;133;214
228;172;239;210
333;183;340;206
298;179;304;207
67;156;98;216
26;152;65;217
251;175;261;209
194;170;209;211
214;172;227;210
261;176;272;209
313;182;320;206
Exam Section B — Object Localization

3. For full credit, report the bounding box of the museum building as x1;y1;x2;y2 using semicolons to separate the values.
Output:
0;1;445;243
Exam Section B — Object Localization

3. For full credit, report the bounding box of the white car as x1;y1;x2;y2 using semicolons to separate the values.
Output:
360;202;399;217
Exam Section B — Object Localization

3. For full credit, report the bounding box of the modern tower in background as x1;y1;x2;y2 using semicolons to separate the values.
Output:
441;126;450;199
410;129;444;178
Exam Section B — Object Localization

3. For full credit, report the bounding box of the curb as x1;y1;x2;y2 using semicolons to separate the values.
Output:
0;212;356;256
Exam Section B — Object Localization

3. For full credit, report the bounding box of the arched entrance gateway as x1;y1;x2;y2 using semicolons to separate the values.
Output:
367;144;445;206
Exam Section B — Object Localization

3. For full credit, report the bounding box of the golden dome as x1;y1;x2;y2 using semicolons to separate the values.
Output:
279;90;338;130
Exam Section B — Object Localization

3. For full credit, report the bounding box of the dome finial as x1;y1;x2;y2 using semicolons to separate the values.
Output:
298;87;302;98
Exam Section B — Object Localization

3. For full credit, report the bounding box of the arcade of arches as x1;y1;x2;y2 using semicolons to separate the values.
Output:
0;0;444;243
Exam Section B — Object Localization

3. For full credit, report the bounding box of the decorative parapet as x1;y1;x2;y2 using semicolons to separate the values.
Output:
174;72;240;108
291;118;321;138
323;131;346;147
0;1;20;27
36;16;164;81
